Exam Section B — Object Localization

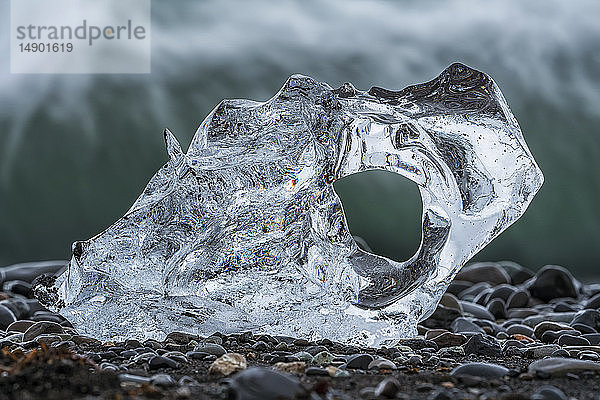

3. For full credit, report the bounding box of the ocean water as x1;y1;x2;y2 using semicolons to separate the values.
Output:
0;0;599;276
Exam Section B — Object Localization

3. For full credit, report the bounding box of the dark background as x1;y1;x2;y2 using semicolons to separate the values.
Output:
0;0;598;277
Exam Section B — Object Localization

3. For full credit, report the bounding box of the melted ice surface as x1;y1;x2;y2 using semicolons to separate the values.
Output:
47;63;542;345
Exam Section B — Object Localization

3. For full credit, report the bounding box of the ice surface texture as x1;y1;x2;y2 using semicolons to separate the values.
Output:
44;63;543;345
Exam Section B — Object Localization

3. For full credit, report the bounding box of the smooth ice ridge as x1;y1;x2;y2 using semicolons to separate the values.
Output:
41;63;543;345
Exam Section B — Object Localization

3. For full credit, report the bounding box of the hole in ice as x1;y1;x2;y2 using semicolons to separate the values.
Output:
333;170;422;263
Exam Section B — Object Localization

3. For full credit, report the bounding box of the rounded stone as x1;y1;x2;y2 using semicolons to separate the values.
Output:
0;305;17;331
450;362;508;378
374;377;401;398
557;334;590;346
228;367;308;399
506;290;530;309
455;263;511;285
527;265;579;302
531;385;568;400
345;354;374;370
451;317;485;334
506;324;534;338
463;334;501;357
460;301;495;320
194;342;226;356
22;321;64;341
209;353;247;376
368;358;397;370
487;298;507;320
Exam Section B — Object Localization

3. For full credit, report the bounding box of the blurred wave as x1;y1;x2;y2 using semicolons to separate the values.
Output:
0;0;599;274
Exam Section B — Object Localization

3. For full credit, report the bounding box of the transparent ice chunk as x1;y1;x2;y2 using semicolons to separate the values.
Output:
39;63;543;345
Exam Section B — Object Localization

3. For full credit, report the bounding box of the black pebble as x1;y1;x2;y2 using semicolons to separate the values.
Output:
0;305;17;330
345;354;374;370
463;334;501;357
527;265;579;301
148;355;179;370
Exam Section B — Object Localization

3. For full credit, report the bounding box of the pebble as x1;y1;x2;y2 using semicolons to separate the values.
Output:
148;355;179;370
450;362;509;378
312;351;334;366
422;305;462;330
22;321;64;341
291;351;313;362
550;349;570;358
368;358;397;370
0;305;17;330
151;373;177;387
459;301;495;320
450;317;485;334
194;342;226;356
463;334;501;357
273;361;306;374
533;321;573;339
305;366;329;376
531;385;568;400
396;338;438;351
119;373;151;384
524;344;561;358
506;290;530;309
527;265;580;301
497;261;534;284
209;353;247;376
487;298;507;320
528;357;600;376
571;309;600;331
585;293;600;309
506;324;534;337
457;282;491;300
6;319;34;333
345;353;374;369
431;332;467;348
557;334;590;346
228;367;308;400
577;351;599;360
455;263;510;285
439;293;462;312
582;333;600;345
374;377;401;398
165;331;198;344
525;313;577;327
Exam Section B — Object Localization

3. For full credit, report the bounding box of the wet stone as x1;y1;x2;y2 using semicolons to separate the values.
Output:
22;321;64;341
527;265;580;302
228;367;308;400
463;334;501;357
506;324;534;337
460;301;495;320
455;263;511;285
558;334;590;346
507;290;530;309
368;358;397;370
451;317;485;335
305;366;329;376
571;309;600;331
528;357;600;377
345;354;374;370
431;332;467;348
450;362;509;378
148;355;179;370
533;322;573;339
0;304;17;330
374;377;401;398
531;385;568;400
194;342;226;356
151;373;177;387
209;353;247;376
487;298;507;320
